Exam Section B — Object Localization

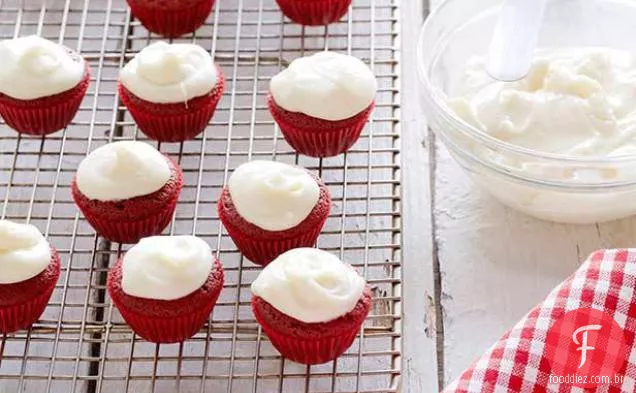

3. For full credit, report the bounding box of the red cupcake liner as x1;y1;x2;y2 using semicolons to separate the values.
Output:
80;206;177;244
115;299;218;343
223;220;326;266
126;0;215;37
108;256;225;343
252;292;371;365
268;95;374;158
275;0;351;25
0;63;90;136
72;155;183;244
0;248;61;334
262;324;359;365
118;67;225;142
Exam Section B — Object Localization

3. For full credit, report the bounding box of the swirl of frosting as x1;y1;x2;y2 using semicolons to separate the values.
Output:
76;141;171;201
228;161;320;231
0;220;51;284
121;236;213;300
270;51;377;121
251;248;365;323
120;41;218;103
0;35;85;100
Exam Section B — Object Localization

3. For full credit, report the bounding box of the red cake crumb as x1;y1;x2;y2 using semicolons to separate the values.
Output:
217;173;331;265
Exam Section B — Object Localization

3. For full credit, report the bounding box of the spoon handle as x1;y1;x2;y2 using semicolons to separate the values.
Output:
487;0;548;82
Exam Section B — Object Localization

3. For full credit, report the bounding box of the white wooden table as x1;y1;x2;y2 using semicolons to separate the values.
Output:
400;0;636;391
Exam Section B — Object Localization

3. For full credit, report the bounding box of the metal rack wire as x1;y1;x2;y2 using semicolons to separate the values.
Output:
0;0;402;391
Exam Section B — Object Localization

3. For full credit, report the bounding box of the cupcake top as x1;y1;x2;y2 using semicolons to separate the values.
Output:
76;141;171;201
0;220;51;284
251;248;366;323
120;41;218;104
121;236;213;300
0;35;85;100
270;51;377;121
228;160;320;231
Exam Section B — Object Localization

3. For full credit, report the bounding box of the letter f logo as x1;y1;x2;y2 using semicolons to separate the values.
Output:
546;309;628;389
572;324;602;368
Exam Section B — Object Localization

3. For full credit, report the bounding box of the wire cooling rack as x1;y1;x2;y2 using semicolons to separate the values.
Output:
0;0;401;391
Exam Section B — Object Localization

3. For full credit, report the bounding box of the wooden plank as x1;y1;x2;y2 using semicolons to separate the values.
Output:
399;0;440;392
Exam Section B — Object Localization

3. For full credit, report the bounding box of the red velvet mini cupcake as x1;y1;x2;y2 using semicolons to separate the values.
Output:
119;42;224;142
107;236;224;343
251;248;371;364
275;0;351;26
126;0;215;38
269;51;377;157
218;160;331;266
0;36;90;136
0;220;61;334
72;141;183;244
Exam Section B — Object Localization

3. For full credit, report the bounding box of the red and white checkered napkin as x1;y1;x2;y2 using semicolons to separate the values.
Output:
442;249;636;393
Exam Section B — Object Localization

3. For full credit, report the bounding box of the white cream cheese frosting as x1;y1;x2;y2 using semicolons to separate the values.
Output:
76;141;171;201
121;236;213;301
270;51;377;121
227;160;320;231
251;248;366;323
0;220;51;284
449;48;636;156
120;41;218;104
0;35;85;100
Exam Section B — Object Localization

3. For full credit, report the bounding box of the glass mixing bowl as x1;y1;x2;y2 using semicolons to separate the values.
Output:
418;0;636;224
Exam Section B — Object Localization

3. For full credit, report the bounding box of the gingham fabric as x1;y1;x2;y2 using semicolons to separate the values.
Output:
442;249;636;393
